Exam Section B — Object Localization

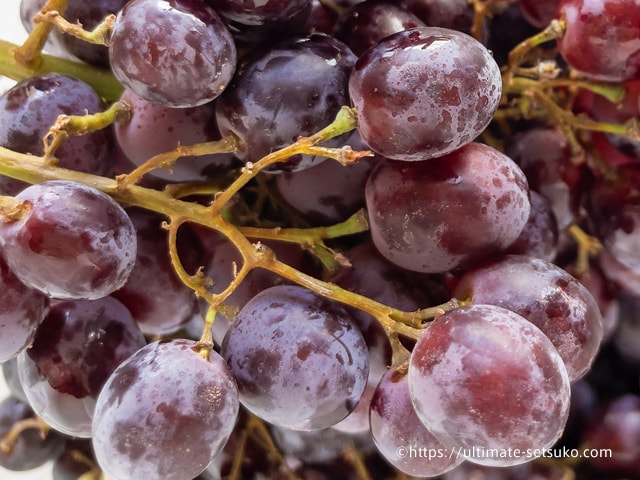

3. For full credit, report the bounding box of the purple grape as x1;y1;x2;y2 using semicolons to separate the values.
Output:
349;27;501;161
0;181;137;300
0;253;49;363
215;34;356;171
92;339;239;480
409;304;571;467
221;285;369;430
109;0;237;107
209;0;312;26
0;396;65;471
114;88;238;182
399;0;474;33
454;254;604;381
369;367;463;477
0;74;113;195
365;143;530;273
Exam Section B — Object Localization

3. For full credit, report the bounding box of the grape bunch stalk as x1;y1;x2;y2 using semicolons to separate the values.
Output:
1;0;640;479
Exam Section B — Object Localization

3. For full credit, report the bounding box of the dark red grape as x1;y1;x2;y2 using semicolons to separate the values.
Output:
519;0;560;28
556;0;640;82
92;339;239;479
208;0;311;26
399;0;474;33
453;254;604;381
0;74;113;195
0;253;49;363
409;304;571;466
109;0;237;107
221;285;369;430
349;27;501;161
365;143;530;273
215;34;356;171
0;181;137;300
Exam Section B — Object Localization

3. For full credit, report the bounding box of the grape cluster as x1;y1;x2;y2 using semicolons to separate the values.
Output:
1;0;640;479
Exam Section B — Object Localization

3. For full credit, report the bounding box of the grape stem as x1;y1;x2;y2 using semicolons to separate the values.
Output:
34;10;116;47
0;416;51;454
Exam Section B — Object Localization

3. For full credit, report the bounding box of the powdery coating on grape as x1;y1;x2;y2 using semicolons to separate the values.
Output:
409;304;571;467
365;143;530;273
0;254;49;362
221;285;369;431
0;181;137;300
109;0;237;107
92;339;239;480
17;351;97;437
349;27;501;161
454;255;603;381
556;0;640;82
369;368;463;477
215;34;356;170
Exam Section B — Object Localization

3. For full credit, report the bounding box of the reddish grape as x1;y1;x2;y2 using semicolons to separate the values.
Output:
208;0;311;26
519;0;560;28
92;339;239;480
398;0;474;33
349;27;501;161
453;254;604;381
365;143;530;273
409;304;571;467
0;254;49;363
556;0;640;82
109;0;237;107
0;181;137;300
221;285;369;430
369;367;463;476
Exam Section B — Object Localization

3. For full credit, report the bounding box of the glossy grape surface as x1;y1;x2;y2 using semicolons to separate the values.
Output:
0;181;137;300
409;304;571;467
221;285;369;431
92;339;239;480
366;143;530;273
349;27;501;161
109;0;237;107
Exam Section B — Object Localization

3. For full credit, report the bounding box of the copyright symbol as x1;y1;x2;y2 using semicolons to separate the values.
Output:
397;446;408;458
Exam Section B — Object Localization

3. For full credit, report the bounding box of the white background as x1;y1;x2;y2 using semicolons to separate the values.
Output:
2;1;61;478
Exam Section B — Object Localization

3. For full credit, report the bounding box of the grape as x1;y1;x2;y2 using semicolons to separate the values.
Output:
454;255;603;381
221;285;369;431
215;34;356;171
209;0;312;26
111;208;204;335
0;181;137;300
369;367;463;477
109;0;237;107
2;359;28;405
556;0;640;82
0;73;113;195
365;143;530;274
409;304;571;467
348;27;502;161
113;89;238;182
334;0;426;56
0;396;65;471
91;338;239;480
0;253;49;363
519;0;560;29
398;0;474;33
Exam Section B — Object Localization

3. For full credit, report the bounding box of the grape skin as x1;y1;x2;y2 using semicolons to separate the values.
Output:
365;142;530;274
92;339;239;480
0;181;137;300
221;285;369;431
109;0;237;107
409;304;571;467
349;27;502;161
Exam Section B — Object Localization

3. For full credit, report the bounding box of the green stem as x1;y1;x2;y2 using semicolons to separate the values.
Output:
0;40;123;101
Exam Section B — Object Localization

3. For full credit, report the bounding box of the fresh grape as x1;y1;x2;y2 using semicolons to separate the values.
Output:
453;254;604;381
92;339;239;480
369;367;463;476
349;27;501;161
0;181;137;300
221;285;369;431
209;0;312;26
215;34;356;171
109;0;237;107
365;142;530;273
556;0;640;82
409;304;571;467
0;253;49;363
398;0;474;33
519;0;560;29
